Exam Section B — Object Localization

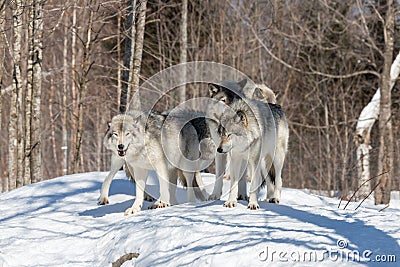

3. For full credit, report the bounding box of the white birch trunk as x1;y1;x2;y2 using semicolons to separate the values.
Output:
24;0;35;185
9;0;24;190
31;0;43;183
73;4;93;173
355;51;400;198
62;9;69;175
179;0;187;104
0;0;5;191
120;0;136;112
131;0;146;101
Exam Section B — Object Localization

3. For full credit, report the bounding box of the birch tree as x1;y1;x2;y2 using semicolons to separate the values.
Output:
354;52;400;198
375;0;396;205
178;0;187;103
9;0;24;189
0;0;5;191
62;5;69;176
131;0;146;101
25;0;35;185
73;2;94;173
120;0;136;113
30;0;43;183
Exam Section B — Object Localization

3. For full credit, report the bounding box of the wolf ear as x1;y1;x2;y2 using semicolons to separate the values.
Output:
208;83;220;97
238;78;255;98
238;79;248;90
236;110;248;126
213;113;222;121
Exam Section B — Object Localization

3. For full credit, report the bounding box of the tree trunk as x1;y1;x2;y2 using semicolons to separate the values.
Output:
49;78;59;176
179;0;187;104
120;0;136;113
355;53;400;200
29;0;43;183
0;0;5;192
131;0;147;106
375;0;395;205
117;4;122;110
70;0;78;170
62;8;69;175
24;0;35;185
73;3;93;173
9;0;24;190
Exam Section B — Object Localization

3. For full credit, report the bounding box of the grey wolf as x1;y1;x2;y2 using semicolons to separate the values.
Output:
208;79;288;208
207;79;279;201
99;109;212;215
253;84;277;104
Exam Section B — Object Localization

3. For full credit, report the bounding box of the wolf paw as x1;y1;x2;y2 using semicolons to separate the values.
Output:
223;200;237;208
248;201;259;210
148;201;170;209
237;194;249;201
98;197;109;205
124;206;141;216
268;198;280;204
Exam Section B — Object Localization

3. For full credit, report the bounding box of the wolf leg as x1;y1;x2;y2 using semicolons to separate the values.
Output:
270;157;284;204
238;161;248;201
98;154;124;205
223;157;243;208
193;171;206;201
150;167;177;209
182;171;196;202
209;153;227;200
248;164;261;210
265;173;275;202
125;167;148;215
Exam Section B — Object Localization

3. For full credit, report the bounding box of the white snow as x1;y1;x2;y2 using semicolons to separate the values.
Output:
0;171;399;266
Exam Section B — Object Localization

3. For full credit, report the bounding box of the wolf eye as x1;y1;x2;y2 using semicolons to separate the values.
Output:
112;132;118;137
125;132;131;136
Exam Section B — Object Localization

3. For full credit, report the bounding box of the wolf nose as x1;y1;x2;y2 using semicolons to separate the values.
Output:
217;147;223;153
118;144;124;150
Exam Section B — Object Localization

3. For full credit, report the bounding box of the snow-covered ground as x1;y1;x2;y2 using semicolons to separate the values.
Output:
0;171;399;266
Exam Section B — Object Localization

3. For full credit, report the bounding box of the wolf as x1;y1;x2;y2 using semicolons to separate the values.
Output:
207;79;250;201
214;97;289;209
99;109;212;215
208;79;288;208
207;79;280;201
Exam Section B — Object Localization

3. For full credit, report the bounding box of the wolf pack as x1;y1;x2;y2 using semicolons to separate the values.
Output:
98;79;289;215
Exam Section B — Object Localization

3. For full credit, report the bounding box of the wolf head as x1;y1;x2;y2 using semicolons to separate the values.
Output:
214;109;249;154
104;112;143;157
208;79;249;104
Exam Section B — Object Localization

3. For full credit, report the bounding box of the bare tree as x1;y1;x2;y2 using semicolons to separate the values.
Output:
375;0;396;205
0;0;6;191
62;4;69;176
120;0;137;113
355;52;400;198
24;0;35;185
178;0;187;103
9;0;24;190
73;1;94;172
30;0;43;183
131;0;147;102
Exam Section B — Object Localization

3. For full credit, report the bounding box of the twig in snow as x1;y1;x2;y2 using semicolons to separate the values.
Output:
112;253;139;267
